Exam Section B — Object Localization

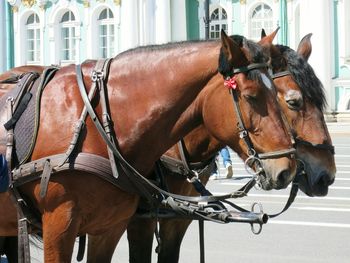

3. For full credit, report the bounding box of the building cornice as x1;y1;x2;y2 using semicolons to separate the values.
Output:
22;0;36;8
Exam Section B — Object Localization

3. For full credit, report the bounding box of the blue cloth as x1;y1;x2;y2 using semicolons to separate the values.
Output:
0;155;9;192
220;147;232;167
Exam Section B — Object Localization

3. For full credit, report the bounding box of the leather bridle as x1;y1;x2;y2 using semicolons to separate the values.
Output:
271;70;335;156
225;63;296;188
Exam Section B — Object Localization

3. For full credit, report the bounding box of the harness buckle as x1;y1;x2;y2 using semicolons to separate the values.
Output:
239;130;248;138
186;170;199;183
91;70;104;82
6;96;14;104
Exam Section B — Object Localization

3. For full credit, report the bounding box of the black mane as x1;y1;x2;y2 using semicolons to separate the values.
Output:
276;45;327;112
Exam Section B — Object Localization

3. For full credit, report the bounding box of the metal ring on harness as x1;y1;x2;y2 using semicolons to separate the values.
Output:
250;202;264;235
244;154;264;190
244;153;263;176
244;151;264;189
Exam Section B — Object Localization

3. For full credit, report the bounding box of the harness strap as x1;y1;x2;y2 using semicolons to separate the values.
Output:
271;70;291;79
2;73;40;263
92;59;119;179
58;65;100;166
223;177;299;219
199;220;205;263
177;139;193;176
76;64;160;206
5;98;14;175
232;63;268;75
76;235;86;262
9;187;31;263
0;74;23;84
268;181;299;218
160;152;216;176
12;72;40;111
295;138;335;155
4;92;32;130
39;159;52;198
258;148;296;159
230;89;255;154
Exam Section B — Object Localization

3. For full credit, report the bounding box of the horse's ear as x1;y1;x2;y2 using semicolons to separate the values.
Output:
297;33;312;61
220;29;245;66
221;30;237;63
258;27;279;46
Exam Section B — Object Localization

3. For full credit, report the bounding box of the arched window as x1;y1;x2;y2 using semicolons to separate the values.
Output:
26;13;40;63
250;3;273;40
60;11;76;61
98;8;115;58
210;7;227;39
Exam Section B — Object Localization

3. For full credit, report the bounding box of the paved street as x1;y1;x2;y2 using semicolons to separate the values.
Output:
2;126;349;263
113;129;350;262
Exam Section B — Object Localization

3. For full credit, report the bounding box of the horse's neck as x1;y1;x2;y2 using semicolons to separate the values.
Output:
166;125;223;164
108;42;220;174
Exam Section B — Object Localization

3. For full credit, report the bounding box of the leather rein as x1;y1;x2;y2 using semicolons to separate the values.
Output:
74;60;301;229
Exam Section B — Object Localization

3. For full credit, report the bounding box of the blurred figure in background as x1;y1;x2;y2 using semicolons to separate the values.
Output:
211;146;233;180
220;146;233;178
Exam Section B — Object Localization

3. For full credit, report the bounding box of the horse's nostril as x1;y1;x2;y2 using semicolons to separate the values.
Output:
277;170;291;185
318;172;335;187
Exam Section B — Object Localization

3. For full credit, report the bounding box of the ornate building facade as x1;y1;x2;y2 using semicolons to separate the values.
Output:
1;0;350;120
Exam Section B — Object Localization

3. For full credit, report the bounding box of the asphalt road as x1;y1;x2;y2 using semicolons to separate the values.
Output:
113;132;350;263
2;130;349;263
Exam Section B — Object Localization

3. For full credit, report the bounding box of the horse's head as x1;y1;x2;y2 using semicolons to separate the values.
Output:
202;31;296;190
260;32;336;196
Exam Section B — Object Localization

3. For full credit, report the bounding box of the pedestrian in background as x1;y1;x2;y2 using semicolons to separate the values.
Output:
220;146;233;178
211;146;233;180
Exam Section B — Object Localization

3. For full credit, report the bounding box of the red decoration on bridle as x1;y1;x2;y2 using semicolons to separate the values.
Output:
224;76;238;89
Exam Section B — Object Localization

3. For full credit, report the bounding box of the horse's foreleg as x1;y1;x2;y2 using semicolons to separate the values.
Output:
41;201;81;263
127;216;156;263
157;218;192;263
87;219;129;263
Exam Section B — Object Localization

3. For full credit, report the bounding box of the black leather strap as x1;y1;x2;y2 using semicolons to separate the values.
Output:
232;63;268;75
4;92;32;130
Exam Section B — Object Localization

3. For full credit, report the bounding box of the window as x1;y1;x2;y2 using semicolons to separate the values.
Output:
98;8;115;58
60;11;76;61
26;13;40;63
210;7;228;39
250;3;273;41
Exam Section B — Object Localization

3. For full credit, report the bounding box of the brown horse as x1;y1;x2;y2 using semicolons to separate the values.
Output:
85;31;299;262
123;33;336;263
0;31;296;262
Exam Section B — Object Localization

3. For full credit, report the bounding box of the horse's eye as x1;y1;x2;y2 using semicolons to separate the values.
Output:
244;94;257;103
286;98;303;110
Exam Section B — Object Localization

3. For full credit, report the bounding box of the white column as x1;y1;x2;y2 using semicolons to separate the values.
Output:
155;0;170;44
197;0;204;39
0;0;5;72
84;5;92;59
120;0;139;51
171;0;186;41
13;9;20;66
138;0;155;45
299;0;334;111
339;0;350;64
